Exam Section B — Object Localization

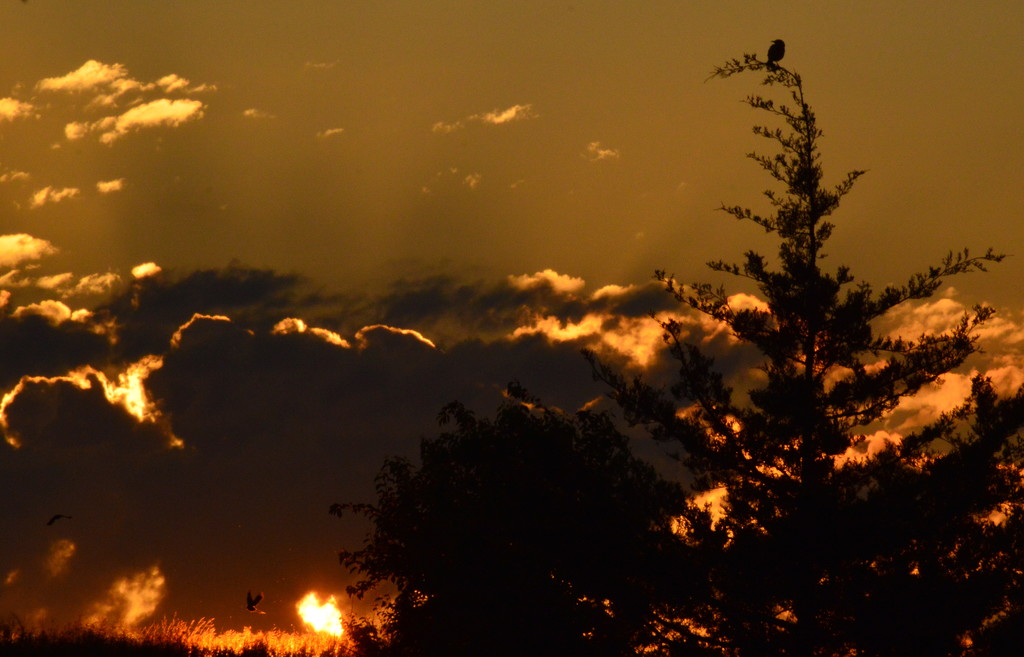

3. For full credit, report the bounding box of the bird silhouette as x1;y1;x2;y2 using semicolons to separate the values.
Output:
766;39;785;69
246;590;265;613
46;514;72;526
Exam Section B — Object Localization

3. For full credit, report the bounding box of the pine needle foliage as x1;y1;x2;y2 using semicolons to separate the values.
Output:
588;52;1024;657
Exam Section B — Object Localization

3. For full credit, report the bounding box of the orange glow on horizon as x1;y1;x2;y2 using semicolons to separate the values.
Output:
296;592;344;637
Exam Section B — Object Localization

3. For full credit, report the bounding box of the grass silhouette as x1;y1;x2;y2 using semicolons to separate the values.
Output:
0;616;356;656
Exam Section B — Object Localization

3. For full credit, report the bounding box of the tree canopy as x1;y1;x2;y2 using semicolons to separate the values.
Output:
332;384;687;657
588;53;1024;656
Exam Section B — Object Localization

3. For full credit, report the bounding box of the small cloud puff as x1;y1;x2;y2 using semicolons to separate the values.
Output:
46;539;76;578
96;178;125;194
155;74;190;93
433;103;538;133
71;272;121;296
315;127;345;139
476;103;537;125
0;169;30;184
85;565;166;627
243;108;276;120
36;60;131;94
585;141;620;161
0;234;57;267
509;269;586;295
131;262;162;279
11;299;92;326
354;324;437;350
304;60;337;70
0;98;35;122
30;186;80;209
35;273;75;290
272;317;350;347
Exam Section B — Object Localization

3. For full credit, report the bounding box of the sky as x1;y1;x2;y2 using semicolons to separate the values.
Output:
2;0;1024;634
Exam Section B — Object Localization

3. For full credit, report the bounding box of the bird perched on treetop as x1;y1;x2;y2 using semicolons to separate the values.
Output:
766;39;785;69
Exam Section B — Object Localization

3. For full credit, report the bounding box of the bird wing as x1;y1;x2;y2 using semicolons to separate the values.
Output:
250;591;264;607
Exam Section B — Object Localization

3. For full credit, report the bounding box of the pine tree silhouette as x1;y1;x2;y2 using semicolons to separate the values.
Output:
589;52;1024;656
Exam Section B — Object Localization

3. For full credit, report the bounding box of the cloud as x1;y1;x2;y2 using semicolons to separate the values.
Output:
37;60;210;144
46;539;76;578
272;317;350;347
0;97;35;122
463;172;482;189
592;284;635;300
36;60;213;111
475;103;537;125
0;235;55;268
30;186;80;208
509;269;586;295
835;430;903;468
433;103;538;133
512;312;669;368
0;314;110;391
304;60;338;70
585;141;620;161
0;269;33;287
155;74;190;93
1;267;119;301
354;324;437;350
86;565;166;627
91;98;205;144
96;178;125;194
37;60;132;94
33;274;75;291
11;300;90;326
131;262;162;279
243;108;276;120
431;119;464;134
2;357;175;452
64;121;91;140
0;169;31;183
0;234;57;267
97;265;311;361
421;168;486;194
315;127;345;139
27;272;122;299
70;272;122;296
6;261;1022;630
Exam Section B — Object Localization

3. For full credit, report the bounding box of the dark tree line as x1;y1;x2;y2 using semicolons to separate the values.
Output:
331;383;686;657
334;52;1024;657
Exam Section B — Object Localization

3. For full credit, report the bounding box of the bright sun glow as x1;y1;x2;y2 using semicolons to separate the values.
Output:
296;592;344;637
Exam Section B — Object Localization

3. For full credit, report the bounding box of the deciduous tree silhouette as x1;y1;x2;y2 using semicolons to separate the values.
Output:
332;383;687;657
588;53;1024;656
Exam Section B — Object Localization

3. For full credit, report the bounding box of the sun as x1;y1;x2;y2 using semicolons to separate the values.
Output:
296;592;344;637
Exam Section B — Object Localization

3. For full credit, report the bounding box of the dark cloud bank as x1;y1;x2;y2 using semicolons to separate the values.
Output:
0;264;755;629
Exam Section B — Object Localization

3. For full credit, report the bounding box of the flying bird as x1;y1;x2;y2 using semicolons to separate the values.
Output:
46;514;72;526
246;590;265;613
766;39;785;69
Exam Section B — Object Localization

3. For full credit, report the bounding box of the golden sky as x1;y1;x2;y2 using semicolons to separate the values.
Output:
1;2;1021;302
2;0;1023;633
